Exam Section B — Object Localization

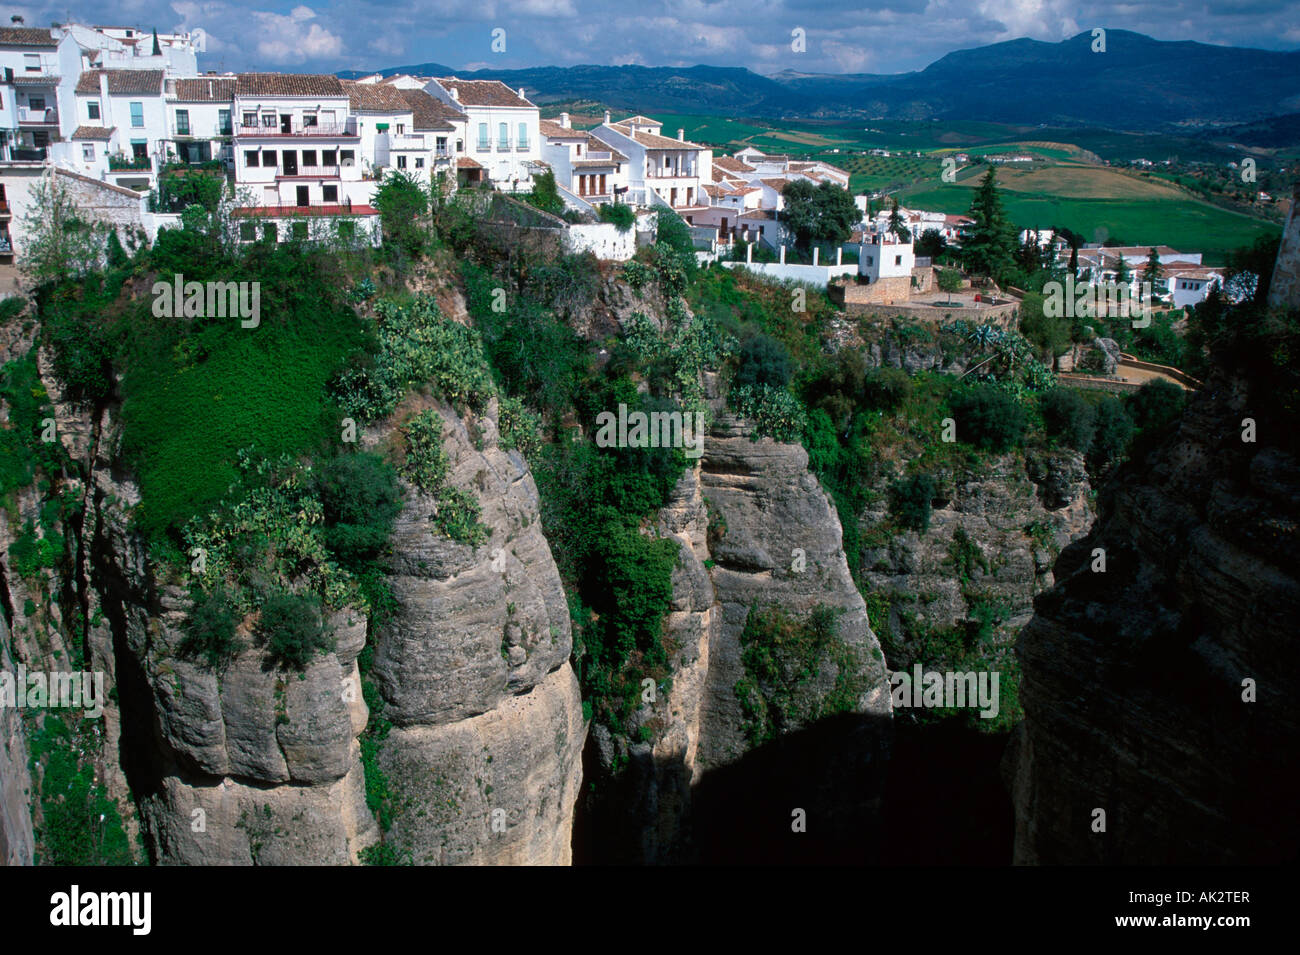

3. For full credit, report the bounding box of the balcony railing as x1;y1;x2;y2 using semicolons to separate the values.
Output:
109;154;153;171
389;135;426;149
236;120;357;138
17;106;58;125
174;123;233;139
7;146;47;161
276;165;341;179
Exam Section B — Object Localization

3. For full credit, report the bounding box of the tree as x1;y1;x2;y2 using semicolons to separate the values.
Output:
255;591;333;670
947;382;1027;452
1088;396;1134;471
936;267;963;296
1019;290;1071;360
962;167;1017;282
916;227;947;261
887;198;909;241
527;169;564;216
780;180;859;250
1039;387;1095;451
735;334;793;389
891;472;937;533
1113;252;1131;287
1141;247;1162;301
19;172;105;285
374;169;430;256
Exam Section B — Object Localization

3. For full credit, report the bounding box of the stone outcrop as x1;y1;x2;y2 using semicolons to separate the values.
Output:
1007;368;1300;863
0;615;34;866
369;397;584;865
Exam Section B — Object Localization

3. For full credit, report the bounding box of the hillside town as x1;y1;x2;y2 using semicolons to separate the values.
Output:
0;21;1221;312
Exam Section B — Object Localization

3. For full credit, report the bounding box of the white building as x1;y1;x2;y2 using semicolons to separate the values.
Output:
163;76;235;166
0;26;81;163
539;112;629;206
396;88;464;188
64;68;168;191
859;232;915;284
423;78;541;191
590;113;710;212
232;73;372;211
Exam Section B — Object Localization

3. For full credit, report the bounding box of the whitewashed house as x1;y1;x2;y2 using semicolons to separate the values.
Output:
538;112;629;207
424;78;541;191
0;26;82;163
232;73;373;210
163;76;234;166
397;88;464;188
65;69;168;191
591;113;711;212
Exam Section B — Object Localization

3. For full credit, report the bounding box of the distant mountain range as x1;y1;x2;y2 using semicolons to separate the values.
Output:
339;30;1300;131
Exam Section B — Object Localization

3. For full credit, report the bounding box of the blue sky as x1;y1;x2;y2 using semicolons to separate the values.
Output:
6;0;1298;74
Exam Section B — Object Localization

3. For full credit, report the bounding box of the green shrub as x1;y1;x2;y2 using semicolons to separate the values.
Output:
255;590;334;670
598;203;635;232
863;366;913;411
1088;396;1134;471
374;169;431;256
398;409;450;494
1039;387;1095;451
734;333;793;390
947;382;1027;452
498;396;541;457
890;472;937;533
730;383;806;442
178;585;242;669
314;452;402;567
1126;378;1185;433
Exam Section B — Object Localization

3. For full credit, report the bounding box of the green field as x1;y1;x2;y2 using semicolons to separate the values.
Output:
899;180;1279;264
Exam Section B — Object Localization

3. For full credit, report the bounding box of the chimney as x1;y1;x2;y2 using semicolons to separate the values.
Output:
678;128;684;141
603;109;611;124
449;86;459;101
518;86;526;101
560;111;570;128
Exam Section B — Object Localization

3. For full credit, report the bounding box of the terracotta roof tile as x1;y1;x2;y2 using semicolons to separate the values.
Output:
76;69;165;94
170;77;236;102
397;89;463;130
436;78;532;108
72;125;115;140
236;73;345;97
343;80;412;112
0;27;57;48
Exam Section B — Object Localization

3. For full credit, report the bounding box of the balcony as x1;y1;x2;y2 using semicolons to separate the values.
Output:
109;154;153;171
236;120;358;138
276;165;341;179
389;135;426;150
6;146;47;162
174;123;233;140
17;106;58;126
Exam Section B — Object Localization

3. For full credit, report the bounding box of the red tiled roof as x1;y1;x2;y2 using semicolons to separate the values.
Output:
539;119;584;139
72;125;115;140
343;80;412;112
436;78;532;108
397;89;462;130
76;69;165;94
457;157;483;169
236;73;345;97
607;123;702;151
0;27;57;48
760;178;789;192
171;77;236;102
714;156;754;174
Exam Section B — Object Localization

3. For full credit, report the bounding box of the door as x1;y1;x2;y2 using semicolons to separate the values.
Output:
295;185;310;207
283;151;298;176
280;114;292;134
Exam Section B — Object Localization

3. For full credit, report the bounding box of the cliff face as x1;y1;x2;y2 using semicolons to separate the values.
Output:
1;334;584;864
581;413;893;864
1008;368;1300;863
369;398;584;865
860;448;1093;669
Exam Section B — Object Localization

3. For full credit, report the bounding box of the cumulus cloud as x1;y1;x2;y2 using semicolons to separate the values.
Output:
251;6;343;64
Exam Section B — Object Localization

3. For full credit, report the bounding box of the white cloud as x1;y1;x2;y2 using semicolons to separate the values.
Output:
251;6;343;64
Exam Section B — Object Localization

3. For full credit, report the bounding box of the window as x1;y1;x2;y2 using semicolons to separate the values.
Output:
477;123;488;150
88;101;100;120
261;113;275;127
175;109;190;135
340;150;354;165
415;158;424;169
219;109;231;135
245;150;260;166
23;54;39;72
292;221;309;239
82;144;95;162
322;149;337;165
302;149;317;167
517;122;528;150
29;96;45;111
498;122;509;150
396;123;405;134
436;136;447;154
263;149;277;166
323;184;338;202
263;223;277;241
397;155;407;169
895;255;902;266
243;111;256;127
576;143;582;156
456;138;463;152
303;114;318;128
240;222;256;241
130;102;144;127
